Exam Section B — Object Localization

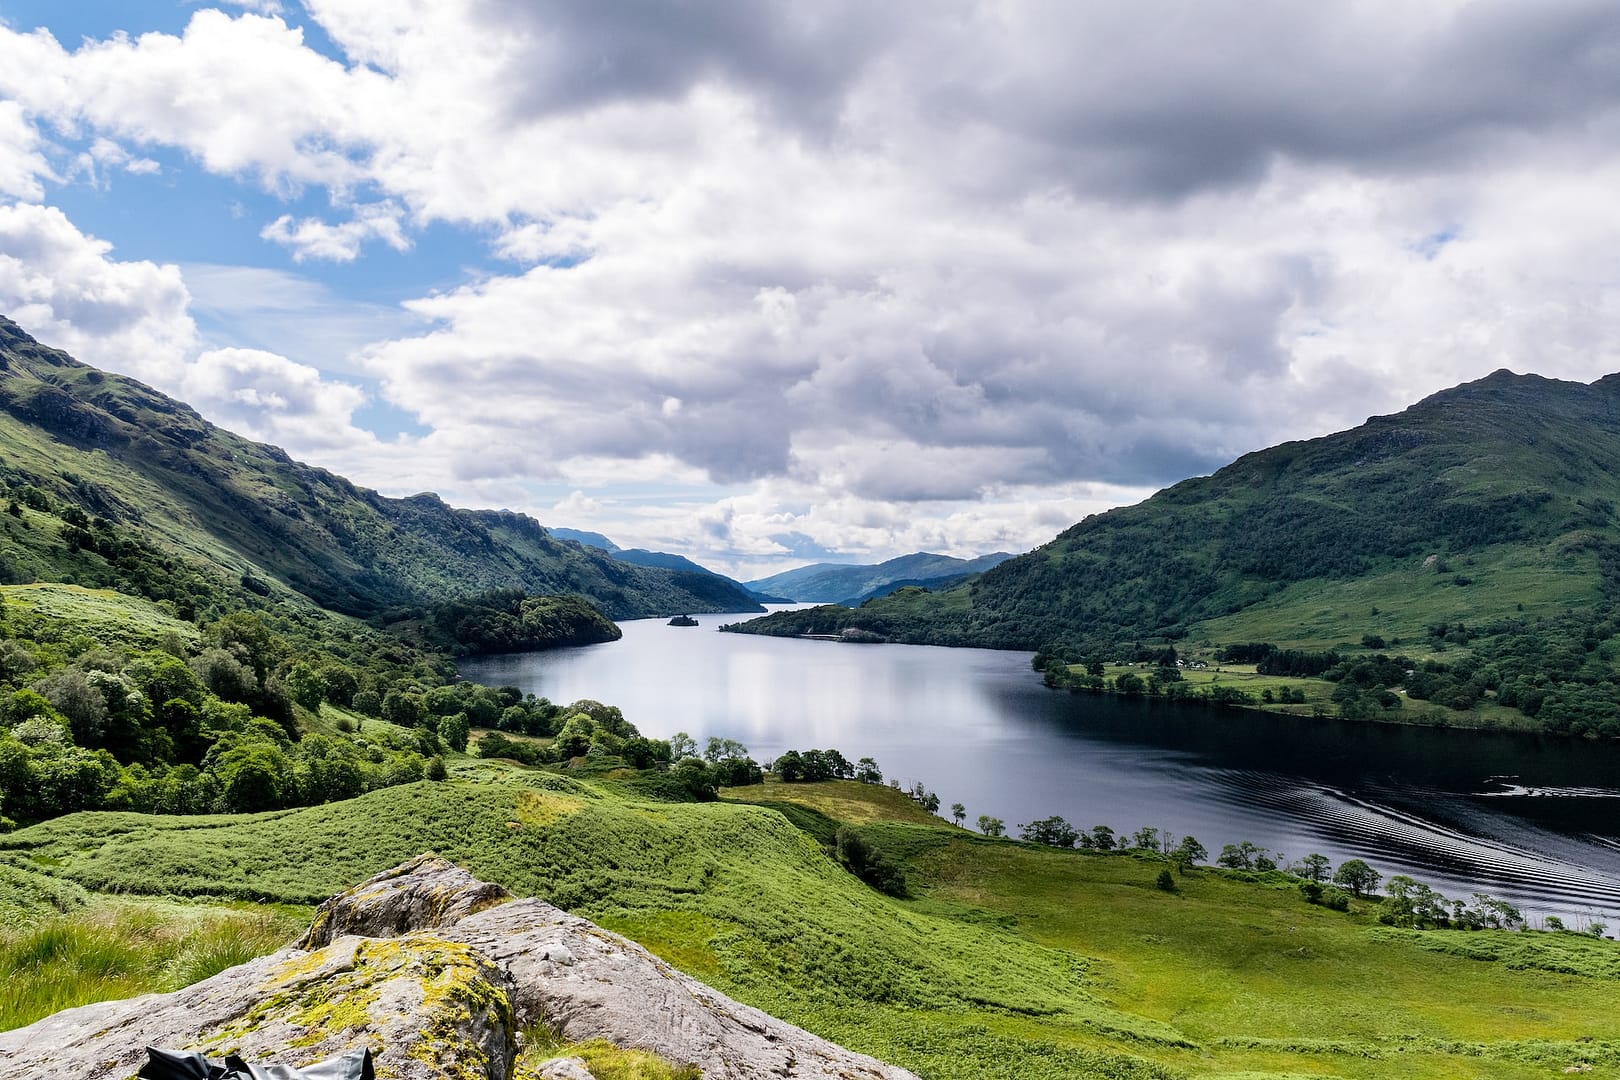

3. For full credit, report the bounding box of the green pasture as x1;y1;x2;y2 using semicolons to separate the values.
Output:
1;775;1616;1078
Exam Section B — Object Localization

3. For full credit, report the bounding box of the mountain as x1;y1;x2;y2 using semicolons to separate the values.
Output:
744;551;1015;604
608;547;789;603
549;528;619;551
548;528;789;604
0;317;762;620
734;369;1620;656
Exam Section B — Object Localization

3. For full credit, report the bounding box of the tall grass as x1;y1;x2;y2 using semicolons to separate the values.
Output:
0;902;301;1031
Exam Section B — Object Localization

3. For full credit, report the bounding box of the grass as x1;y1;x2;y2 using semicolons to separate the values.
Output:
721;773;946;826
0;582;200;650
518;1026;701;1080
5;775;1619;1078
1192;544;1601;651
0;898;304;1031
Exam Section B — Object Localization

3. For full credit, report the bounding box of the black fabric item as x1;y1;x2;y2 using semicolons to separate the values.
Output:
139;1047;374;1080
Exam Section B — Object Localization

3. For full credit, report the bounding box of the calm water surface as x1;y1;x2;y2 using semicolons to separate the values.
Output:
461;610;1620;922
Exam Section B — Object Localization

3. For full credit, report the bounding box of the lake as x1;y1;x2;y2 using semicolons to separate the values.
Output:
461;610;1620;924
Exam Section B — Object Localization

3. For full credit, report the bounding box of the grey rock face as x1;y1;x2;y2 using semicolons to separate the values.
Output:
299;852;512;949
0;855;919;1080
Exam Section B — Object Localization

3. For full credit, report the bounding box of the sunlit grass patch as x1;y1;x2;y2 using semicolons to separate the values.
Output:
0;900;303;1031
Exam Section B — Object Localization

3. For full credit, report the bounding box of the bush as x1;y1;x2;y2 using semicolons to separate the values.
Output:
834;827;908;897
1155;869;1176;892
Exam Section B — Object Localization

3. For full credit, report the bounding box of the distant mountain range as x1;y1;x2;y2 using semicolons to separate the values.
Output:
549;528;788;604
0;317;761;621
745;551;1016;605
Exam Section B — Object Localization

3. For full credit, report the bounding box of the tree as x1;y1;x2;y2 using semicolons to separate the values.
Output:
672;757;717;801
1170;835;1207;874
703;736;748;764
1332;858;1380;898
950;802;966;827
834;827;907;897
211;738;293;813
977;815;1005;837
37;668;109;747
669;732;699;761
1217;841;1268;870
1296;853;1331;883
1020;815;1079;847
437;712;471;753
1155;868;1176;892
553;713;594;759
1089;825;1117;851
1130;827;1160;852
284;662;326;712
854;757;882;784
922;791;940;814
381;689;427;729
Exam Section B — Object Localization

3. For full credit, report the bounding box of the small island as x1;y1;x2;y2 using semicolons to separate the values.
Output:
668;614;699;627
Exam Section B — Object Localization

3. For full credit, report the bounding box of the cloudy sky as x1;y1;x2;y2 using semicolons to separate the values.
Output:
1;1;1618;577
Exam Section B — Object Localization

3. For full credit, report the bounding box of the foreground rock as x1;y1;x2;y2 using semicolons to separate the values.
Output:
0;854;918;1080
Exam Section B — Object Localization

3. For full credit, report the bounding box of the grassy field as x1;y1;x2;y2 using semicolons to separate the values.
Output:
0;859;305;1031
0;582;201;651
1192;544;1602;651
2;775;1617;1078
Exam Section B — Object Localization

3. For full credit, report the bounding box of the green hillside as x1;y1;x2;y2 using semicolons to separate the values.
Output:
0;316;759;621
4;774;1616;1079
731;371;1620;734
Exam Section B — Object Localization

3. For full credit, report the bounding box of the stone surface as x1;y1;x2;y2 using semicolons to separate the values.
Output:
536;1059;596;1079
0;855;919;1080
299;853;512;949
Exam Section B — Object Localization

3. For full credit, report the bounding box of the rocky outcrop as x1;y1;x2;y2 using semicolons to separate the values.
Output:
0;855;919;1080
299;853;512;949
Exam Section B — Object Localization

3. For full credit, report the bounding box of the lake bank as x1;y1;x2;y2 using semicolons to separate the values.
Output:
461;612;1620;923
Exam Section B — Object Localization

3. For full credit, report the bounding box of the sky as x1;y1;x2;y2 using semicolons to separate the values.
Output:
0;2;1618;579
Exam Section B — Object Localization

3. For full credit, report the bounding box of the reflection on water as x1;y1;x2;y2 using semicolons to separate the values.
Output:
461;611;1620;921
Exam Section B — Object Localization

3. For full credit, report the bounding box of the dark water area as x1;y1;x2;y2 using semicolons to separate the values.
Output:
461;610;1620;924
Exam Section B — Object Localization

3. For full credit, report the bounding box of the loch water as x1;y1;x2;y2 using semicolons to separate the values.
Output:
461;610;1620;922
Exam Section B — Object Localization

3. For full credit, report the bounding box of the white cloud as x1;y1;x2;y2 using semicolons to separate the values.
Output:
0;203;194;384
178;346;379;452
0;208;409;485
0;100;53;199
260;202;410;262
5;3;1620;569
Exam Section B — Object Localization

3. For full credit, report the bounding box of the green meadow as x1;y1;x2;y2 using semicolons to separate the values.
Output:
3;773;1617;1079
